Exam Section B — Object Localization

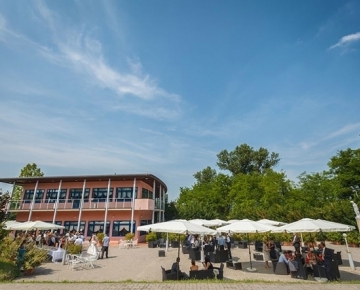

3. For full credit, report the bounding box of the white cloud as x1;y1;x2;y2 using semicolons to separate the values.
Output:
329;32;360;49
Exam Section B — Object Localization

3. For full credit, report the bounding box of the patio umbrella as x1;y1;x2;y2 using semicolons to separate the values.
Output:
271;218;354;233
217;219;275;272
189;219;221;227
257;219;287;226
209;219;229;226
6;220;65;230
3;220;23;230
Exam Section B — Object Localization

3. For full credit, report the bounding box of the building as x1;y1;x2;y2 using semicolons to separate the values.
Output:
0;174;166;244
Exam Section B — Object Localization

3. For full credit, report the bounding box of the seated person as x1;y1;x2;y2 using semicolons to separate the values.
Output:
190;259;198;271
171;257;188;279
305;251;316;275
294;250;305;264
278;251;291;274
202;256;214;270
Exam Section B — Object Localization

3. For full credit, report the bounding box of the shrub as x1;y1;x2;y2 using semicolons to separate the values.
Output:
66;243;82;255
125;232;135;241
0;260;19;281
145;232;158;242
96;232;105;243
23;242;48;270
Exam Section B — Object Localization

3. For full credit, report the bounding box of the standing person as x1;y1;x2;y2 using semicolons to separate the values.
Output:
101;233;110;259
292;233;300;252
226;233;232;259
218;234;225;250
318;242;335;281
263;238;270;268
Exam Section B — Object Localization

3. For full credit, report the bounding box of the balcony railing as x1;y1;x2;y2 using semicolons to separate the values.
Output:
7;197;166;211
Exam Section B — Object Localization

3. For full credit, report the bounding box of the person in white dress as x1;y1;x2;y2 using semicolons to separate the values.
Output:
87;234;99;258
263;239;271;268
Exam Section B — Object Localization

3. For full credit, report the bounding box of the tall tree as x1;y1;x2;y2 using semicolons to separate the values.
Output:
328;148;360;199
0;190;10;240
216;144;280;175
193;166;217;184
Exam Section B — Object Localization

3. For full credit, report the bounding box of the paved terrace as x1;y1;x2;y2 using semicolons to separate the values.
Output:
5;242;360;289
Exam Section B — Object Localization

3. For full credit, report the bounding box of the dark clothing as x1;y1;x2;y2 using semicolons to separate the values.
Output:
293;235;300;252
208;262;214;270
101;246;109;259
323;247;335;281
171;262;187;280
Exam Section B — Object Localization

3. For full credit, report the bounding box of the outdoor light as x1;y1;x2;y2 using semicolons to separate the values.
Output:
343;233;355;270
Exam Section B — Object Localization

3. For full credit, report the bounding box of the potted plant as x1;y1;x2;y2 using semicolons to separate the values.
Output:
125;232;135;241
23;243;48;275
145;232;158;248
168;233;180;248
66;243;82;255
96;232;105;246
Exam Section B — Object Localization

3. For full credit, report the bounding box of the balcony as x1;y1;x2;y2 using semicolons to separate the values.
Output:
7;198;159;211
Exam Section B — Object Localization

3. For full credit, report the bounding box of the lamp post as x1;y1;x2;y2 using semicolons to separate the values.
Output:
343;233;356;271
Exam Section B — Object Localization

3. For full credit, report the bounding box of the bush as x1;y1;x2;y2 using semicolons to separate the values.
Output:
0;260;19;281
23;243;48;270
145;232;158;242
96;232;105;243
125;233;135;241
66;243;82;255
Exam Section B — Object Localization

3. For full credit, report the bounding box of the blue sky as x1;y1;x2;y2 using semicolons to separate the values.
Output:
0;0;359;201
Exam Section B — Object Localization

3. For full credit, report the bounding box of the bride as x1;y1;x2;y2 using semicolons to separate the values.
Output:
87;234;99;257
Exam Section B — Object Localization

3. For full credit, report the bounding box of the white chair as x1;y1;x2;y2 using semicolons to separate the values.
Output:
132;239;138;248
67;254;82;271
118;240;127;249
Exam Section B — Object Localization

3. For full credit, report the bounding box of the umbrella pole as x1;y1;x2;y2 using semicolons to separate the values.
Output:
177;234;180;259
246;233;257;272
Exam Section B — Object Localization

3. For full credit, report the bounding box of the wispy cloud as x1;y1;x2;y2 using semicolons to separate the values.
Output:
329;32;360;49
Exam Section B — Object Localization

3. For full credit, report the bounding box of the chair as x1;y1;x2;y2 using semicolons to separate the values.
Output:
336;251;342;265
213;263;225;279
132;239;138;248
118;240;127;249
254;241;263;252
161;266;177;281
67;254;82;271
290;258;307;280
273;262;288;275
189;248;201;261
158;239;166;248
189;269;215;280
209;250;228;263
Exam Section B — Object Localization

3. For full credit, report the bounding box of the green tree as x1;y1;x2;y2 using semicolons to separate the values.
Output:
0;190;10;240
193;166;217;184
13;163;44;199
328;148;360;199
216;143;280;175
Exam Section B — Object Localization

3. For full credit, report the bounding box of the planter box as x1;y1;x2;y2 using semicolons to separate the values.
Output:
148;241;158;248
171;241;180;248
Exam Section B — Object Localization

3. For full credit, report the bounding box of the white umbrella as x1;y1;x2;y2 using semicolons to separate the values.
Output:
209;219;229;226
137;220;217;235
217;219;275;272
217;219;275;233
3;220;23;229
6;220;65;230
189;219;221;227
227;219;241;223
271;218;354;233
257;219;287;226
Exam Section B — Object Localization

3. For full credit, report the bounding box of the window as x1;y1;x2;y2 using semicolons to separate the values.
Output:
23;189;44;203
92;188;113;202
64;221;86;234
68;188;90;202
142;188;153;199
87;221;110;237
112;221;135;237
45;189;67;203
139;220;152;236
115;187;137;202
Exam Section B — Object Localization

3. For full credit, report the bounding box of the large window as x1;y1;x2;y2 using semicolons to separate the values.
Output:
115;187;137;202
68;188;90;202
87;221;110;237
23;189;44;203
92;188;113;202
112;221;135;237
64;221;86;234
45;189;67;203
142;188;153;199
139;220;152;236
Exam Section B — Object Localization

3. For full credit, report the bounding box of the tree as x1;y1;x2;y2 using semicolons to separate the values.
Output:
193;166;217;184
19;163;44;177
328;148;360;199
0;190;10;240
216;144;280;175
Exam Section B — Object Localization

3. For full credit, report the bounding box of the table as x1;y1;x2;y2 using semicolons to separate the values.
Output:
50;249;65;263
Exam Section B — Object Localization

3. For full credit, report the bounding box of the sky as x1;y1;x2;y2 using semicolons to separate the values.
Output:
0;0;359;201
